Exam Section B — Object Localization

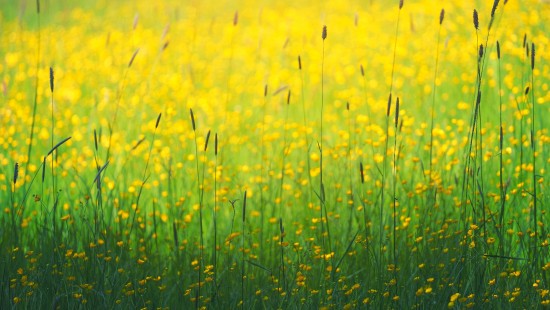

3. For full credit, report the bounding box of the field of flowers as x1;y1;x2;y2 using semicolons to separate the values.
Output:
1;0;549;308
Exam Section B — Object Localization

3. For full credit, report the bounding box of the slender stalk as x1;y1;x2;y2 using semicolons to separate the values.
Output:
530;42;538;271
496;41;506;250
26;0;41;173
189;108;204;307
241;191;247;307
428;9;444;186
392;98;400;276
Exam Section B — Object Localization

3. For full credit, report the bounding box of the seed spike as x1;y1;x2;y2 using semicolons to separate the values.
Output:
13;163;19;185
190;108;196;131
531;42;535;70
322;25;327;40
491;0;500;18
387;93;392;117
496;41;501;59
128;49;139;68
473;9;479;30
215;133;218;156
298;55;302;70
399;0;404;9
395;97;400;128
360;64;364;77
359;162;365;184
523;33;527;48
36;0;40;14
287;90;291;105
204;130;211;152
479;44;484;60
49;67;54;93
439;9;445;25
233;11;239;26
155;113;162;129
264;84;268;97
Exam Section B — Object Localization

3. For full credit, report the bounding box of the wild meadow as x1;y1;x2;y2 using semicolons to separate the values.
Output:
1;0;549;308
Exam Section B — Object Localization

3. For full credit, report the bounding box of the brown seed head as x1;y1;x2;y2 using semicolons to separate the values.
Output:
287;90;291;105
395;97;400;128
233;11;238;26
204;130;211;152
496;41;500;59
322;25;327;40
491;0;500;18
359;162;365;184
473;9;479;30
128;49;139;68
531;42;535;70
155;113;162;129
439;9;445;25
189;108;196;131
215;133;218;156
13;163;19;185
387;93;392;117
399;0;404;9
49;67;54;93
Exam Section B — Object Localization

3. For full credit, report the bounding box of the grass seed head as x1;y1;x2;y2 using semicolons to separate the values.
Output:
473;9;479;30
287;90;291;105
155;113;162;129
215;133;218;156
128;49;139;68
204;130;211;151
399;0;404;9
360;64;364;77
190;108;196;131
298;55;302;70
531;42;535;70
233;11;239;26
395;97;400;128
491;0;500;18
322;25;327;40
359;162;365;184
497;41;500;59
49;67;54;93
440;9;445;25
387;93;392;117
478;44;484;60
13;163;19;185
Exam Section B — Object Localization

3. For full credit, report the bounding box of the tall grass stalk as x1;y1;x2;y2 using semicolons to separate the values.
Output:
319;25;330;254
26;0;41;174
278;90;291;220
189;108;205;306
241;190;247;307
496;41;507;250
297;56;313;193
428;9;444;187
212;133;219;297
392;97;400;278
529;42;538;272
345;102;354;240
